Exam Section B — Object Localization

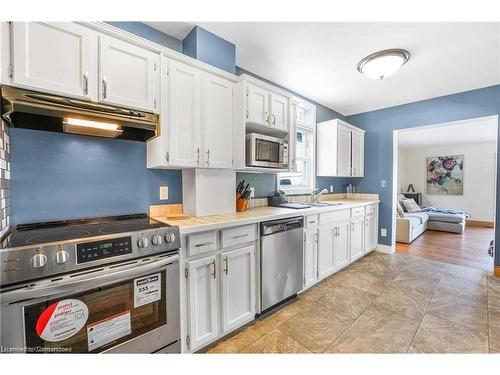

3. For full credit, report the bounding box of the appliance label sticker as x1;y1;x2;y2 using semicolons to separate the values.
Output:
134;273;161;308
36;299;89;342
87;311;132;351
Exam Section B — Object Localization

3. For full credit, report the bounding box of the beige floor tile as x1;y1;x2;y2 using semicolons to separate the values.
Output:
326;304;420;353
277;302;353;353
436;274;488;304
427;291;487;332
247;304;300;338
298;281;333;305
350;258;401;279
412;314;488;353
240;329;311;353
374;285;430;320
205;329;258;353
330;270;392;295
395;271;441;297
317;286;377;319
441;264;487;285
404;261;444;279
407;345;425;353
490;309;500;352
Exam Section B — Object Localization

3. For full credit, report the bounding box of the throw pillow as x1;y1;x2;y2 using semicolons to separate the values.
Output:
396;201;405;218
402;198;421;213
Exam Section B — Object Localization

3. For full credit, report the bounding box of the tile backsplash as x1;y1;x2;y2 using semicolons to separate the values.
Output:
0;120;10;238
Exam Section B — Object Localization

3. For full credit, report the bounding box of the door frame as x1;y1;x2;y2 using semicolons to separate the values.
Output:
390;115;499;267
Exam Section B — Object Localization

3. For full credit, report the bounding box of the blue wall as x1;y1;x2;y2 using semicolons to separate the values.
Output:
346;85;500;259
183;26;236;74
106;22;182;51
11;129;182;225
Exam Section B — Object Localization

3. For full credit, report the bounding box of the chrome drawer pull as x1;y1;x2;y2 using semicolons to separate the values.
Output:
194;241;214;248
232;233;249;240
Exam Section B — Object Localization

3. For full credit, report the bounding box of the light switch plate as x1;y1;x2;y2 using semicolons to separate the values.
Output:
250;187;255;198
380;179;387;188
330;185;334;193
160;186;168;200
381;228;387;237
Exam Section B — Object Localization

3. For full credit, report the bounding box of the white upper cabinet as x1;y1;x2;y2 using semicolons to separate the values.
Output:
244;81;290;135
351;130;365;177
99;35;159;112
11;22;97;99
201;72;234;169
270;92;289;132
246;83;270;127
317;119;365;177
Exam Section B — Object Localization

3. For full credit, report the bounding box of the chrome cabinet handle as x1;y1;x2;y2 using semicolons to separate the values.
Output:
206;149;210;165
232;233;248;240
83;73;88;95
264;111;269;122
351;223;355;231
196;147;200;166
102;77;107;99
272;114;276;125
224;256;229;275
211;259;216;279
194;241;213;248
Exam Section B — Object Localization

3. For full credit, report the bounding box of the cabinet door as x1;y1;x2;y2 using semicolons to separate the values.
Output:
246;84;269;127
201;72;234;169
270;92;289;132
351;131;364;177
99;35;159;111
334;221;350;271
166;59;201;167
364;215;378;253
186;255;218;351
337;126;352;176
11;22;97;99
220;245;255;333
317;225;335;279
304;228;318;288
350;217;365;262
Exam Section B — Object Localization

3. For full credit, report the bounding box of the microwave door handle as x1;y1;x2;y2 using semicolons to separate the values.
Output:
1;254;179;304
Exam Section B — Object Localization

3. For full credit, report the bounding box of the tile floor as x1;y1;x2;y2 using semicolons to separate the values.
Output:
203;252;500;354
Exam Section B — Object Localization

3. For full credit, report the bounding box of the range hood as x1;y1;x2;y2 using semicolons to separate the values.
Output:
1;85;159;141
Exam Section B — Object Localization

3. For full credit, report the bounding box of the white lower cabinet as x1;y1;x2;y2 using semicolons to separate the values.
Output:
364;214;378;253
350;216;365;262
185;243;256;352
186;255;218;351
333;220;350;271
317;224;335;279
303;227;318;288
220;246;256;332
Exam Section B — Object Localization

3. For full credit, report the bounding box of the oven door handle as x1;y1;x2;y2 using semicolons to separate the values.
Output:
2;254;179;304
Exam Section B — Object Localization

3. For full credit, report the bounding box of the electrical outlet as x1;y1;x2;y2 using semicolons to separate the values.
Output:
380;179;387;188
250;187;255;198
381;228;387;237
330;185;334;193
160;186;169;200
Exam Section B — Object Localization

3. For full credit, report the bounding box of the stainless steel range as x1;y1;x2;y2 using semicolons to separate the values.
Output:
0;214;181;354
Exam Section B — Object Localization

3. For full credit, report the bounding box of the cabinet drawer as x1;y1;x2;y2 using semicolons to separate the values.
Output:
221;224;257;248
319;209;350;225
187;231;218;256
305;214;319;228
365;204;377;215
351;207;365;217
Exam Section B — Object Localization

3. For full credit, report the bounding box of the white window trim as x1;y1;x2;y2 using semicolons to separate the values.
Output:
279;125;316;195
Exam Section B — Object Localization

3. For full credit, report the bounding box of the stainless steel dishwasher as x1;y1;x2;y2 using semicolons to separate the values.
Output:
260;216;304;312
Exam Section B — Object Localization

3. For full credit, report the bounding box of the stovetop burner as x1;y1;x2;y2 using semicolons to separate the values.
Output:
2;214;170;249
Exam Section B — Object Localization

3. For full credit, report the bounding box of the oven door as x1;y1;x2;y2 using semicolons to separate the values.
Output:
0;253;179;354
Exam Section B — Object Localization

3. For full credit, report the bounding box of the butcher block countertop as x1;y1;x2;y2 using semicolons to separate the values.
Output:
152;199;379;235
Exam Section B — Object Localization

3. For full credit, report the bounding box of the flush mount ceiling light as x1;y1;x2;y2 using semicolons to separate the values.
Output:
357;49;410;80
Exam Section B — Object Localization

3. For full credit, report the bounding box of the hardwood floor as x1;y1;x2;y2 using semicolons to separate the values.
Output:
396;227;495;272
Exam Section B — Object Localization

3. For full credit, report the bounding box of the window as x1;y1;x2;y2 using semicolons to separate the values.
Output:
279;126;315;194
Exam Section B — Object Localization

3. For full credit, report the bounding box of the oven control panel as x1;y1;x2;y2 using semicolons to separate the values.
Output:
76;236;132;264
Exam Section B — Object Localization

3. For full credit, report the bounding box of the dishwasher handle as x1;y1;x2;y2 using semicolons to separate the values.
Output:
260;216;304;236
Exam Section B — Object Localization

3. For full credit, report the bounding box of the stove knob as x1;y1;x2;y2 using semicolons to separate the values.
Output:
137;237;149;248
165;233;176;243
30;253;47;268
56;250;69;264
152;235;162;246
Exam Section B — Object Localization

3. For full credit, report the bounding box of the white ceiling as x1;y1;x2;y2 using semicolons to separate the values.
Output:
398;116;498;148
146;22;500;115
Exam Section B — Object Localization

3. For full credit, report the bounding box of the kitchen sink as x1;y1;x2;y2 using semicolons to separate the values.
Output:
309;202;343;207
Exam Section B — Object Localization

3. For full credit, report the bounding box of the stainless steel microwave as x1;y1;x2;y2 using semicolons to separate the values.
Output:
246;133;289;169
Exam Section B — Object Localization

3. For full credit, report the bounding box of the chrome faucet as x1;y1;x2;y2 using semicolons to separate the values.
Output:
311;188;329;203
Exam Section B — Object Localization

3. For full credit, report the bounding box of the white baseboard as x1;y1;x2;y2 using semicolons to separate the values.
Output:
375;244;394;254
